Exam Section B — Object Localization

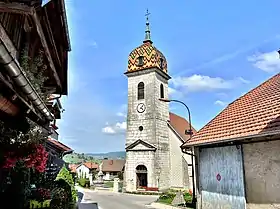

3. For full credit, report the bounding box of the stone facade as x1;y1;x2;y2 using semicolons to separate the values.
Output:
125;68;171;191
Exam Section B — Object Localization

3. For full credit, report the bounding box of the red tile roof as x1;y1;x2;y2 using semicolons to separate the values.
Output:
183;73;280;147
83;162;98;169
169;112;197;142
69;164;78;173
47;138;73;152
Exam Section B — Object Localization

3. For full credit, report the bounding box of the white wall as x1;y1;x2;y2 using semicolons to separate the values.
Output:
76;164;90;179
169;127;193;189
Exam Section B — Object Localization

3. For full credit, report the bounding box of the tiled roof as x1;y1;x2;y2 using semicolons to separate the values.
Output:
69;164;78;173
169;112;197;142
82;162;98;169
183;73;280;147
97;159;125;172
47;138;73;152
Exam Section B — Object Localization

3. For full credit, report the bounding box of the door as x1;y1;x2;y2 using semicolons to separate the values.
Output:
199;145;246;209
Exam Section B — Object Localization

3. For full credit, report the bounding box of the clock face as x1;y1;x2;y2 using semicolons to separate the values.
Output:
137;103;146;113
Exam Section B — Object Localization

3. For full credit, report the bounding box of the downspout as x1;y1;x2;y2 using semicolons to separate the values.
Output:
181;145;197;207
0;41;54;122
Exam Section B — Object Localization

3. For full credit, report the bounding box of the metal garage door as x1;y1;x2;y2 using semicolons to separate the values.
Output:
199;145;246;209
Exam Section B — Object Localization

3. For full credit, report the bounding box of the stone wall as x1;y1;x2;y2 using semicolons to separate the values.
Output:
125;150;156;191
125;68;171;191
243;140;280;204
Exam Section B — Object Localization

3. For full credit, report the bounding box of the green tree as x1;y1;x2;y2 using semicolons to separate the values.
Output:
56;166;77;202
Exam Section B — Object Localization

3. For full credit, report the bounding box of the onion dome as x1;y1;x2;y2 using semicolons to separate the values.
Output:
127;10;167;74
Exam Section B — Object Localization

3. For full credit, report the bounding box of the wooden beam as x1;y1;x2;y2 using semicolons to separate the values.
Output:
31;9;62;90
0;22;17;59
43;7;61;66
0;2;33;15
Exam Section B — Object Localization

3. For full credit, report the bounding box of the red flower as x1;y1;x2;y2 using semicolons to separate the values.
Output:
1;143;48;173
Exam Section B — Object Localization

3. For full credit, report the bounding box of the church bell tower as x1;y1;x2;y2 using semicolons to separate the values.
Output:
124;10;171;192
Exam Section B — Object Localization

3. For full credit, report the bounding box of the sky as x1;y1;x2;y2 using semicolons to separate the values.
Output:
57;0;280;153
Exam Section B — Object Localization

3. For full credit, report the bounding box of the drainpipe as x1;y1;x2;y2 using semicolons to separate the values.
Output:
181;146;197;207
0;41;54;122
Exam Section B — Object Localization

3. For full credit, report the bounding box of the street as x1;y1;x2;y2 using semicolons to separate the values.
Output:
78;188;159;209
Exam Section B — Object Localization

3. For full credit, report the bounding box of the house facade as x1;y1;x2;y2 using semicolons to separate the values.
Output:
182;73;280;209
97;159;125;181
76;162;98;179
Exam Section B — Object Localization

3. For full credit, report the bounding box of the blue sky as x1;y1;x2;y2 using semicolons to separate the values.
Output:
57;0;280;153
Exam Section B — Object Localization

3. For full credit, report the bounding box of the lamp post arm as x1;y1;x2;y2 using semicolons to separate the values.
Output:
169;99;192;137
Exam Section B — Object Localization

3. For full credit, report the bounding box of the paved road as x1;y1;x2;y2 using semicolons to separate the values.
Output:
78;188;158;209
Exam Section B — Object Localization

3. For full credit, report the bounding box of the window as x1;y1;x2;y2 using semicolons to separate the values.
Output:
160;58;164;69
137;56;144;66
139;126;143;131
138;82;144;100
160;84;164;98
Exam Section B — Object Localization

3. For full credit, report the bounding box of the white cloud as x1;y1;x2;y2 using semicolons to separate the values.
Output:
171;74;249;92
90;41;98;48
102;126;116;134
116;104;127;118
102;121;127;135
214;100;227;106
168;87;177;95
248;51;280;73
116;112;126;117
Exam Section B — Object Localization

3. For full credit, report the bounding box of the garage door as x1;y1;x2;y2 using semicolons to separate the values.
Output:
199;145;246;209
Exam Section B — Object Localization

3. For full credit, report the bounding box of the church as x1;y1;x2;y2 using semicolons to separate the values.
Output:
124;11;196;192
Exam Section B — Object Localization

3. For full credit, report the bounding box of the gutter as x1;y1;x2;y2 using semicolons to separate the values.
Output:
62;149;73;157
0;41;54;122
180;144;197;207
182;130;280;148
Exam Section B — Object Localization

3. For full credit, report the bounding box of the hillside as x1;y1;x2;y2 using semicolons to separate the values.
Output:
63;151;126;164
86;151;126;159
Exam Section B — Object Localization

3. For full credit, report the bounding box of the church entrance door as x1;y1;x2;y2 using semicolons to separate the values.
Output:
136;165;148;188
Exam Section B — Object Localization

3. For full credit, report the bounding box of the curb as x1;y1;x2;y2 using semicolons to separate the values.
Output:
150;202;183;209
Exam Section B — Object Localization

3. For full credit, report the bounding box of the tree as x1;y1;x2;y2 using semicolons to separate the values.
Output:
56;166;77;202
56;166;74;186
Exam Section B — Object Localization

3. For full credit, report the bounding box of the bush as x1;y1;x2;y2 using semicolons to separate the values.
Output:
78;178;90;188
184;192;192;203
56;166;77;202
104;181;114;188
157;192;176;204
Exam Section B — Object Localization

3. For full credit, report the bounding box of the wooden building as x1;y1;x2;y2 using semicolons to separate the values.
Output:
182;73;280;209
0;0;70;132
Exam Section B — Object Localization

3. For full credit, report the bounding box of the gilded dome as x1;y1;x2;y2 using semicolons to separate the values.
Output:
127;42;167;74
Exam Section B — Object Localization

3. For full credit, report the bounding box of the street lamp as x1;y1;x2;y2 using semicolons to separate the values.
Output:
159;98;193;137
159;98;196;206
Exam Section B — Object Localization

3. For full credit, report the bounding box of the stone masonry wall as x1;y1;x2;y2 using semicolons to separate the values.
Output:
125;68;171;191
125;151;156;191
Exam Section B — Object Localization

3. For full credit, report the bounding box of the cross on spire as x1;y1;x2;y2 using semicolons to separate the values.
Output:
145;9;151;21
143;9;153;44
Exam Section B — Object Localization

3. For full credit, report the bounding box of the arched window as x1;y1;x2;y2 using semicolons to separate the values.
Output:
138;82;144;100
160;84;164;98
